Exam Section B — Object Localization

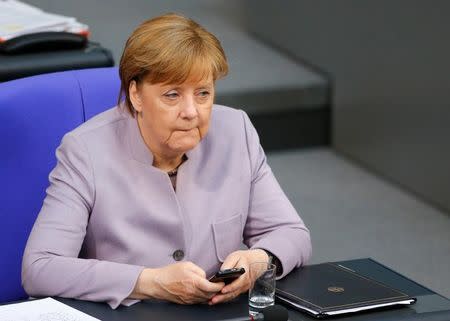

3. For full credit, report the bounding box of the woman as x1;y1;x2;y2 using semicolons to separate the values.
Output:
22;13;311;309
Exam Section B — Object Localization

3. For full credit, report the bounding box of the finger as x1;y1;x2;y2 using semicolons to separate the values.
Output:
209;290;241;305
188;289;216;302
197;284;223;300
193;282;227;302
196;288;220;300
220;252;241;270
196;276;225;293
221;273;249;295
178;279;218;303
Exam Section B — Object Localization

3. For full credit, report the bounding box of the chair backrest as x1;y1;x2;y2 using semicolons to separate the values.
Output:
0;67;120;303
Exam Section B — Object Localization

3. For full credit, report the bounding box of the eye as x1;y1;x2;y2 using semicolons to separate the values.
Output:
163;91;179;99
197;90;210;98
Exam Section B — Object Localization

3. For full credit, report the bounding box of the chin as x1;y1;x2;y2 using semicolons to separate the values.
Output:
168;129;203;152
171;138;200;153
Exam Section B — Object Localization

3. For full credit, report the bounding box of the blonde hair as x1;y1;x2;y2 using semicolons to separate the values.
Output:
118;13;228;116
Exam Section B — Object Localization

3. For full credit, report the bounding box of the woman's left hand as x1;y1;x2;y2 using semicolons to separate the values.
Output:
208;249;269;305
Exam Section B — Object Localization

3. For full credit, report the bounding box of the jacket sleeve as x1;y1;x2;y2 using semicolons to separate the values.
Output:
21;133;145;309
240;111;312;278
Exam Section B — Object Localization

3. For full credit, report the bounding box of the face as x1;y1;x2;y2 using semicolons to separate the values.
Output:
129;74;214;158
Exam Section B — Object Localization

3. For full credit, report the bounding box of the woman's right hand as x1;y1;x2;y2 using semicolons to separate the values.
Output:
132;262;225;304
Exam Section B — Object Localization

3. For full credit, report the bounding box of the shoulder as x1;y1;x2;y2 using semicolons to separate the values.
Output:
210;104;248;135
211;104;244;121
57;106;130;160
67;106;128;139
210;104;257;144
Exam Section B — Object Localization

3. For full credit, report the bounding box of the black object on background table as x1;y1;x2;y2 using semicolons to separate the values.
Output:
0;32;114;82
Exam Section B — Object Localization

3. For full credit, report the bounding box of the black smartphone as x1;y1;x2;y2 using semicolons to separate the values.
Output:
209;267;246;284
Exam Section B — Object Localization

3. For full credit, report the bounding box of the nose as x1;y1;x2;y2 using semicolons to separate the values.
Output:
179;95;198;120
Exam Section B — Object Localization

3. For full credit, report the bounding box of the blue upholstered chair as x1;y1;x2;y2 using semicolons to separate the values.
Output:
0;67;121;303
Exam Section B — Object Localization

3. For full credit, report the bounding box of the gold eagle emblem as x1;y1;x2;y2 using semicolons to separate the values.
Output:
328;286;345;293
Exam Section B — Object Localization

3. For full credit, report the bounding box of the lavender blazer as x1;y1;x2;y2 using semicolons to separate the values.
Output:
22;105;311;309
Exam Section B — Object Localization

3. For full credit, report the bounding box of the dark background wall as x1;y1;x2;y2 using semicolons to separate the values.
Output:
25;0;247;64
244;0;450;213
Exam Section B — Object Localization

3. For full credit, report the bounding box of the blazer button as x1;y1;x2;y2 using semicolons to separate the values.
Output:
173;249;184;261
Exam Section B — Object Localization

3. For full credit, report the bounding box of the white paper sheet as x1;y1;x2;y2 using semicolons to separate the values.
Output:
0;0;88;41
0;298;101;321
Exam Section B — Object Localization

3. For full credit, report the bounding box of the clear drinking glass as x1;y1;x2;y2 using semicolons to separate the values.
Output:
248;262;277;317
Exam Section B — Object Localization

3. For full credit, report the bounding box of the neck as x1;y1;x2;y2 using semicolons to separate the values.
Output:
152;153;184;172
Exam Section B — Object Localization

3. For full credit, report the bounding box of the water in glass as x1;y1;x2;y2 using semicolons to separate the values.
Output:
249;294;275;316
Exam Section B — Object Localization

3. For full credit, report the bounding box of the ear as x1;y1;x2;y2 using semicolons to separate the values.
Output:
129;80;143;113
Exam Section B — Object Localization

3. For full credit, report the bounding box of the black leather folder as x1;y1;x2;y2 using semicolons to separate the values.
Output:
276;262;416;318
0;32;114;82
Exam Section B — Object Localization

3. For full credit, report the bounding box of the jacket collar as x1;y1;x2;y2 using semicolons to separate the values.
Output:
126;114;154;164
